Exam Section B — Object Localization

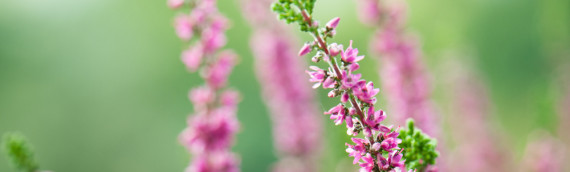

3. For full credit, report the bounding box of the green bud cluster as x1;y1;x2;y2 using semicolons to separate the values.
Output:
271;0;317;32
2;132;39;172
398;119;439;171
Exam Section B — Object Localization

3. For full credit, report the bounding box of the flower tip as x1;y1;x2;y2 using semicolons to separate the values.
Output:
326;17;341;29
298;43;312;56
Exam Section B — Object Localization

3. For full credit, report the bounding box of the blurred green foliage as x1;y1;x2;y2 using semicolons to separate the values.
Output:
0;0;568;171
2;133;39;172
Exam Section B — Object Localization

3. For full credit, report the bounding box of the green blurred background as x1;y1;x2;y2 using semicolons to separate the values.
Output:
1;0;568;171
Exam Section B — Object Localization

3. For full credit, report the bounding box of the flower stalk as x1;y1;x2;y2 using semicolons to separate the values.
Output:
168;0;241;171
271;0;432;171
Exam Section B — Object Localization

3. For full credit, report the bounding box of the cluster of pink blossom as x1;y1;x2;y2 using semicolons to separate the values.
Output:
441;59;508;172
240;0;322;171
521;131;566;172
293;9;405;170
168;0;240;171
357;0;439;136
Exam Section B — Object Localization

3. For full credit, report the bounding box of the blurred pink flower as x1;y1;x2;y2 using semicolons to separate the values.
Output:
205;51;236;89
521;131;566;172
441;58;509;172
242;0;323;171
363;0;439;139
174;15;193;41
359;0;441;170
181;44;203;72
355;0;381;25
249;29;322;172
168;0;184;9
201;20;227;54
169;0;241;171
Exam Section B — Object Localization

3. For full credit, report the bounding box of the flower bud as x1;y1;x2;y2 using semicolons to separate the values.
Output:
326;17;340;30
328;43;342;57
311;55;321;62
298;43;312;56
328;89;340;97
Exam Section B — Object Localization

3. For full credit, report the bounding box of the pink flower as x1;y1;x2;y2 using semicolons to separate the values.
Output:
353;81;379;104
205;51;236;88
329;107;347;125
346;138;367;164
347;63;360;72
364;106;386;130
220;90;240;108
298;43;312;56
356;0;381;25
341;71;362;89
341;92;349;103
170;0;241;171
167;0;184;9
341;40;364;64
248;29;322;172
326;17;340;30
328;43;343;57
322;76;337;89
389;150;405;168
181;44;203;72
175;15;193;41
189;86;214;109
359;153;375;172
185;152;240;172
179;110;238;154
201;20;227;54
325;104;344;115
306;66;326;88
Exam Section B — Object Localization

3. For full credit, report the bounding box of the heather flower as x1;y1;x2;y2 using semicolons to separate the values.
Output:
356;0;381;25
168;0;185;9
359;153;375;171
186;152;240;172
271;1;435;171
326;17;340;29
328;43;343;57
360;0;440;144
307;66;326;88
341;41;364;64
181;44;203;71
189;86;214;109
388;150;405;168
220;90;240;108
521;131;566;172
201;22;227;54
242;1;323;171
341;72;361;89
175;15;194;41
346;138;367;164
322;76;337;88
169;0;241;171
298;43;312;56
205;51;236;89
180;111;238;154
353;81;379;104
441;58;507;172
